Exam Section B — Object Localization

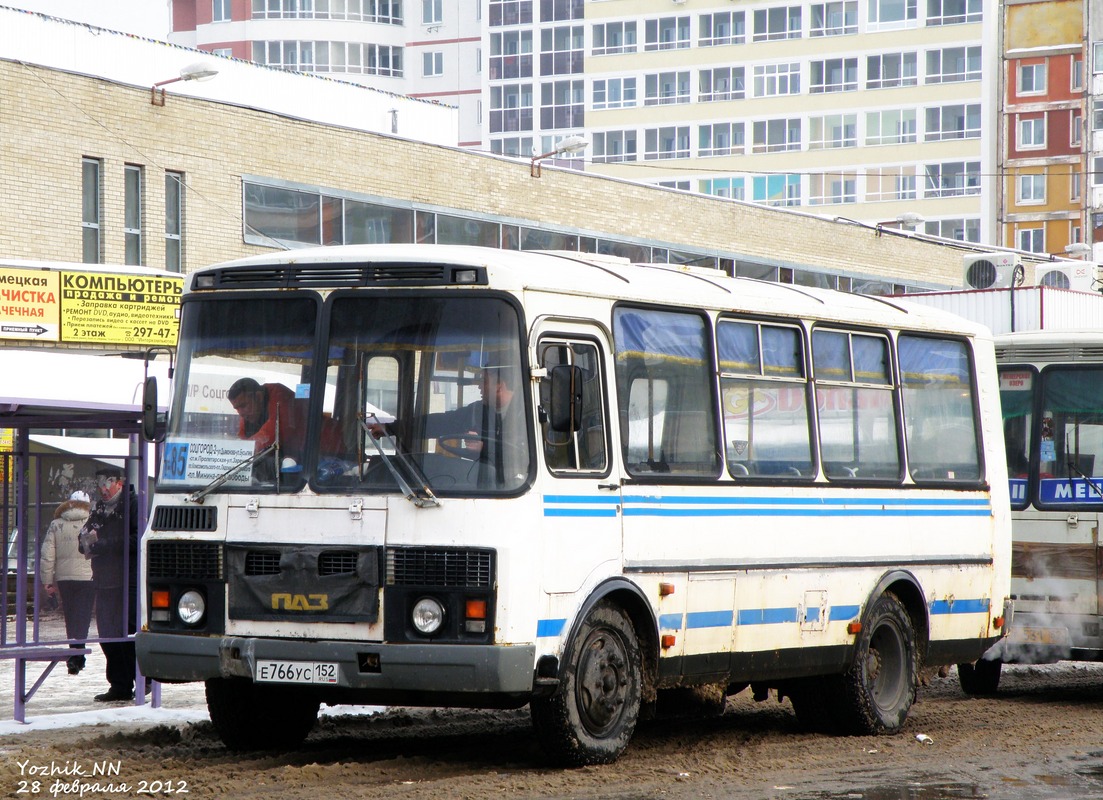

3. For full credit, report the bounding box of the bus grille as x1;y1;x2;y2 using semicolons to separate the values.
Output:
147;541;224;580
151;505;217;532
386;548;494;588
319;551;358;576
244;551;281;576
201;263;487;289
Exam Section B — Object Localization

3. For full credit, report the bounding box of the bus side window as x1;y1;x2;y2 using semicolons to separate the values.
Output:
539;340;608;474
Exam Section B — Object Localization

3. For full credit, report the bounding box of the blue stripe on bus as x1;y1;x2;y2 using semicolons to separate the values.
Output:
658;613;684;630
930;598;990;615
536;618;567;638
542;494;991;518
831;605;861;621
686;610;734;629
737;607;800;625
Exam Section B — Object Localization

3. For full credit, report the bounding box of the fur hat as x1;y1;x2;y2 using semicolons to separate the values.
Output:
69;490;91;503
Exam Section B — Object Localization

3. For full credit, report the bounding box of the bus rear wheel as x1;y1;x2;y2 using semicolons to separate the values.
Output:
834;592;917;735
531;601;642;766
205;677;320;751
958;658;1002;696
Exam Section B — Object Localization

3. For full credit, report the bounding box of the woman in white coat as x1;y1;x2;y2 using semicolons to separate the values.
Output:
40;490;94;674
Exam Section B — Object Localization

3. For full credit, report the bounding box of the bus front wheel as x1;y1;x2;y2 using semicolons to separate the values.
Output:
205;677;320;751
531;601;642;766
835;592;918;735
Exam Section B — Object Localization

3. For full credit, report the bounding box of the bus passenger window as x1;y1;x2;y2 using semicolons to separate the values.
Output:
813;329;900;481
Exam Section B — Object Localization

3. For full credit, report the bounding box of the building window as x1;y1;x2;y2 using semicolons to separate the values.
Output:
926;46;981;83
809;171;857;205
700;177;745;199
645;71;691;105
1073;57;1084;90
165;172;184;273
592;77;637;110
256;41;404;76
540;25;583;75
81;158;101;264
700;11;745;46
698;122;744;157
810;58;857;92
490;83;533;133
490;136;533;157
252;0;404;24
809;114;857;149
867;52;917;88
866;109;917;145
213;0;231;22
699;66;745;102
752;174;801;206
124;164;142;266
1072;170;1082;202
541;0;583;22
924;218;979;242
752;118;801;153
644;16;690;51
753;62;801;96
489;0;532;26
925;103;980;141
423;0;442;24
643;126;690;160
1017;173;1046;204
1018;115;1045;149
925;0;980;25
540;79;584;129
592;130;638;163
868;0;917;29
865;167;917;201
1094;156;1103;185
490;32;532;79
752;5;801;41
810;1;857;35
592;21;636;55
423;52;444;76
1018;227;1045;253
1019;62;1047;95
924;160;980;197
1072;111;1082;146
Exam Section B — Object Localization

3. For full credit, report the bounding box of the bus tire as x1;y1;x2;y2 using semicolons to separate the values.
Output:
835;592;917;735
786;676;843;734
205;677;320;751
957;658;1001;696
530;601;642;766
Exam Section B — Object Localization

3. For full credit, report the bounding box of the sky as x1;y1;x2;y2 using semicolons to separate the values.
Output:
9;1;171;38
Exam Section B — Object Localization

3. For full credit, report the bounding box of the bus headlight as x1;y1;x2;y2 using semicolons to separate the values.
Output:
177;590;206;626
411;596;445;635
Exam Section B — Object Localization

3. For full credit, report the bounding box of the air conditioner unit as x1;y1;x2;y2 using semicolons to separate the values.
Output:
962;253;1023;290
1036;262;1099;292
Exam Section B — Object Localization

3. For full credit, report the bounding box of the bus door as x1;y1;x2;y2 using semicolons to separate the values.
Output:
533;325;620;596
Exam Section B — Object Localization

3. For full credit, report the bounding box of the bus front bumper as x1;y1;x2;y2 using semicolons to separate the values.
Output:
136;632;538;697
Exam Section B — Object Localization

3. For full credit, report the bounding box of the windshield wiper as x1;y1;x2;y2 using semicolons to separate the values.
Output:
188;409;282;504
359;414;441;508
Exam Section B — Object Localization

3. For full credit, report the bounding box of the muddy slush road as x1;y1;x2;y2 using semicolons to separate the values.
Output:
4;663;1103;800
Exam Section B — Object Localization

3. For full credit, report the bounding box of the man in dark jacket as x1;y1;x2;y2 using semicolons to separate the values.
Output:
79;465;140;702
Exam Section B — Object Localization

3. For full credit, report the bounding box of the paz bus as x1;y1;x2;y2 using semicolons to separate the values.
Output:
955;328;1103;694
135;245;1010;764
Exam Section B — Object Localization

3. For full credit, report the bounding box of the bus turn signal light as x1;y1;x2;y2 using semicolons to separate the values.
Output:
152;590;170;609
661;634;676;649
847;622;862;635
465;599;488;633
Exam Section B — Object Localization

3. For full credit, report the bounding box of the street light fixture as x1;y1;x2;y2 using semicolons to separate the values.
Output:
530;135;588;178
1064;242;1092;259
151;62;219;106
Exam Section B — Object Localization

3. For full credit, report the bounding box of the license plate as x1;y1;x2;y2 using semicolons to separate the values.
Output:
255;660;339;685
1006;626;1070;647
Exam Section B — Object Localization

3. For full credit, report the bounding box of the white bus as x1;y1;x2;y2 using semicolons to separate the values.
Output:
136;245;1010;764
956;328;1103;694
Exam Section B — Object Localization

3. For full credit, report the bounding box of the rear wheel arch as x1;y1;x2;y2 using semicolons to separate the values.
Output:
862;570;929;666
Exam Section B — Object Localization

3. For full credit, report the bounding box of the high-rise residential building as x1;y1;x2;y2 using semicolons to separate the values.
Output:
168;0;484;144
998;0;1090;265
170;0;996;243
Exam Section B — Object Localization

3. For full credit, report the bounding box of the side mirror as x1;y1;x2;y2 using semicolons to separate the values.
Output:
548;364;583;433
141;377;159;442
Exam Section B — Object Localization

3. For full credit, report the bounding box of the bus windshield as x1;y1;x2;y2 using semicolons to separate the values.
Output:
160;292;530;495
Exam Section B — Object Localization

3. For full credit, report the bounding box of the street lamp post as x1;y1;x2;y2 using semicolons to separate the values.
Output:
151;63;220;106
530;135;588;178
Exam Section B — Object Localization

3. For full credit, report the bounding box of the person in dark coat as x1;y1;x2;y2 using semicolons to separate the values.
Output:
79;465;141;702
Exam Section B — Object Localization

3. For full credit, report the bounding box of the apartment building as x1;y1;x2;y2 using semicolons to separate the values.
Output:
998;0;1090;266
170;0;997;243
169;0;485;145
